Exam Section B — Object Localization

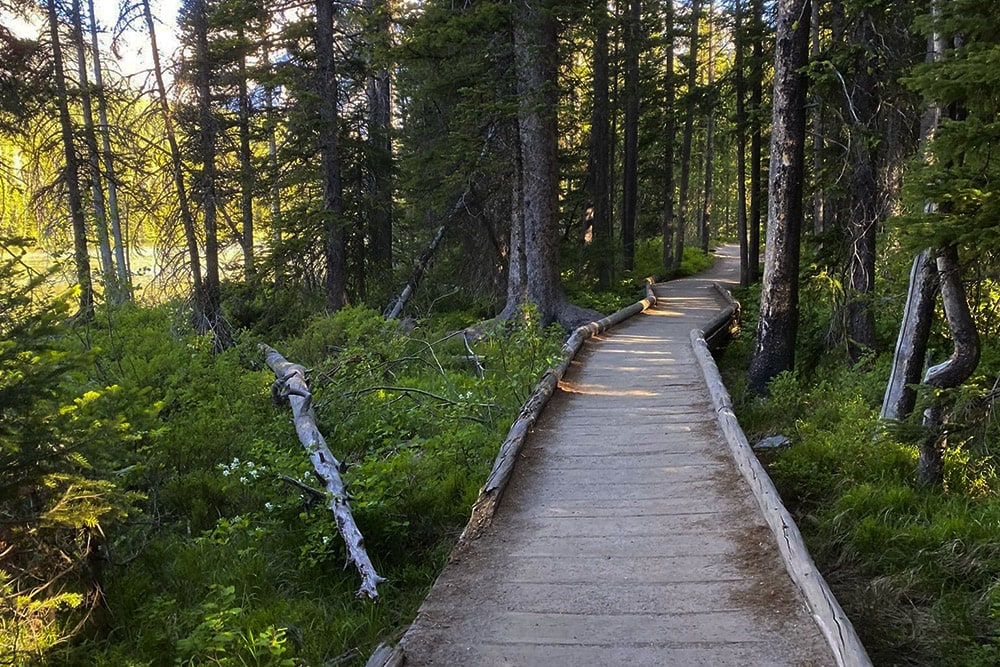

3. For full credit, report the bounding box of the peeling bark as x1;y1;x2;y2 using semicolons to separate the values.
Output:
261;344;385;599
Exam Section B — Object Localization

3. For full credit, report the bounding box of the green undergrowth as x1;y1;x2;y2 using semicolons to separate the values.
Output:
719;284;1000;666
20;299;563;666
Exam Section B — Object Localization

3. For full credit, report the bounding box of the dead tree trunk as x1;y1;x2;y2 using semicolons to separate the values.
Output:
261;344;385;599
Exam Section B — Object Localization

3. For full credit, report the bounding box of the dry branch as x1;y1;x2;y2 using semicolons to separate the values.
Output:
260;343;385;600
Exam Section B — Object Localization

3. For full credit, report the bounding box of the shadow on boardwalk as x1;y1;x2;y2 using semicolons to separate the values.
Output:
398;247;835;666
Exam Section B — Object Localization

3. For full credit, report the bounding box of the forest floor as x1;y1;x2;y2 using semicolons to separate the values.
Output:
397;247;835;666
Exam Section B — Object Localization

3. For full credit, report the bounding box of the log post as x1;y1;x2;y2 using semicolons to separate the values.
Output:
261;343;385;599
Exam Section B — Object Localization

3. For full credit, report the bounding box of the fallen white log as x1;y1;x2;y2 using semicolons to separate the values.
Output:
260;343;385;600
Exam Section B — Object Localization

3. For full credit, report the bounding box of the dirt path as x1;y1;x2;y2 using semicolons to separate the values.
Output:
399;247;835;666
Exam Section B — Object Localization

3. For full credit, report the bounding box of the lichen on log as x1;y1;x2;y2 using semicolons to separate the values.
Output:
260;343;385;600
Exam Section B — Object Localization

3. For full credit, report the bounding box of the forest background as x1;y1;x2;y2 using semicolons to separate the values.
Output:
3;0;1000;664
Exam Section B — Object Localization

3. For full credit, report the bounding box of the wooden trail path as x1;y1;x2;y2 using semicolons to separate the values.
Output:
397;247;838;666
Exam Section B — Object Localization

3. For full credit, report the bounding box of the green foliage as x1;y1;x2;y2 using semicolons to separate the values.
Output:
723;273;1000;666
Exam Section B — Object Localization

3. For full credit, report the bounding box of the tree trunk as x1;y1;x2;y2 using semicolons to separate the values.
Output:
589;0;612;288
661;0;676;271
513;0;596;328
844;10;879;363
673;0;700;270
881;249;937;420
366;0;393;283
71;0;116;301
193;0;227;346
918;245;980;485
810;0;825;237
734;0;750;286
260;344;385;599
87;0;130;300
747;0;810;395
263;41;283;287
621;0;640;272
316;0;347;312
143;0;205;325
748;0;764;282
48;0;94;319
698;0;714;254
237;33;255;280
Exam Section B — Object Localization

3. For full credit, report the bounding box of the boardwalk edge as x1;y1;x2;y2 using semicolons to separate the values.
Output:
690;292;873;667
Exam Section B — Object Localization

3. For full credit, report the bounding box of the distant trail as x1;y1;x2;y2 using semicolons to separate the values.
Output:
399;246;835;666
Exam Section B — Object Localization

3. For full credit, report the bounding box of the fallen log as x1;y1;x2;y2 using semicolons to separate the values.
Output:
260;343;385;600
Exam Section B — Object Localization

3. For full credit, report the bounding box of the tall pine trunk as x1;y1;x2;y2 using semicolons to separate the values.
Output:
661;0;675;271
143;0;205;325
673;0;700;270
48;0;94;319
747;0;810;395
71;0;116;301
87;0;129;299
734;0;750;286
366;0;393;283
316;0;347;311
748;0;764;282
237;31;255;280
589;0;612;288
698;0;714;254
621;0;640;272
192;0;226;345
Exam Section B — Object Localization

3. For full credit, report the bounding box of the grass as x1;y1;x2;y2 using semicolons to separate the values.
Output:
719;286;1000;666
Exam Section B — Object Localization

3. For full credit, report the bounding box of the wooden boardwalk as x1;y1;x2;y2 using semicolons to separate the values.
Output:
398;247;835;666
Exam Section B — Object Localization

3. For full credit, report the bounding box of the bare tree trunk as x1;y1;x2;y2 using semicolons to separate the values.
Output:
881;249;937;420
621;0;640;272
500;133;527;320
192;0;227;346
316;0;347;312
143;0;205;325
48;0;94;319
698;0;715;254
661;0;676;271
87;0;130;300
237;32;255;280
263;41;283;287
589;0;612;288
673;0;700;270
366;0;393;282
734;0;750;286
810;0;825;237
71;0;116;302
918;246;980;485
844;10;879;363
748;0;764;282
747;0;811;395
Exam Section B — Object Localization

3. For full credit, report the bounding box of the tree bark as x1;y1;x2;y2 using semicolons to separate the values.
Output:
366;0;393;282
673;0;700;270
622;0;640;272
918;246;980;485
513;0;597;329
661;0;676;271
588;0;612;288
747;0;811;395
260;344;385;599
143;0;205;325
87;0;130;300
698;0;714;254
748;0;764;282
810;0;825;237
734;0;750;286
47;0;94;319
192;0;227;346
71;0;116;302
237;31;255;280
316;0;347;312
